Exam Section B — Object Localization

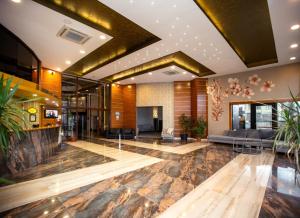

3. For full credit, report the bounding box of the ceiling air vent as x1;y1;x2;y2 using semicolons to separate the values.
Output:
163;71;180;76
57;26;90;44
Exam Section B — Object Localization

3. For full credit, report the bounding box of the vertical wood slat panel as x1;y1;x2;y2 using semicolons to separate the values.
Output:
110;85;124;128
123;84;136;129
174;81;191;137
110;84;136;129
191;78;208;137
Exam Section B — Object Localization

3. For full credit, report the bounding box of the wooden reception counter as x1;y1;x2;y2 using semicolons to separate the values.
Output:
3;126;61;174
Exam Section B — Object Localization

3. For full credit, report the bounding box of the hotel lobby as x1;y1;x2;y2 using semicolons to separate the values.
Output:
0;0;300;217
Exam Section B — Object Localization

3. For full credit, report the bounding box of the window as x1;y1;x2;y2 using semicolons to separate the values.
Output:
232;104;251;130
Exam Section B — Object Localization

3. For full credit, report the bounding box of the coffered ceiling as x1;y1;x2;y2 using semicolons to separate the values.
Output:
1;0;299;84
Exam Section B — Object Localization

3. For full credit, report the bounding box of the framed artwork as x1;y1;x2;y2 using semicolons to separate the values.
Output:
29;114;36;122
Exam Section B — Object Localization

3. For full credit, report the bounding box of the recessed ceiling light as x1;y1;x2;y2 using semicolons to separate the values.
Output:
194;36;198;40
171;66;175;70
291;24;300;30
290;57;296;60
183;32;187;36
65;60;71;65
290;43;298;48
129;0;134;3
79;50;85;54
198;42;202;46
99;35;106;40
131;77;135;80
182;71;187;75
173;4;177;8
192;75;195;78
148;72;152;75
168;33;172;37
155;19;159;23
171;25;175;29
56;67;61;71
11;0;21;3
33;93;37;97
176;17;180;21
151;1;155;5
185;44;189;47
186;25;190;28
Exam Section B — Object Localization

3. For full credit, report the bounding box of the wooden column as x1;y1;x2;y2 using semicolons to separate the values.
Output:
191;78;208;137
174;81;191;137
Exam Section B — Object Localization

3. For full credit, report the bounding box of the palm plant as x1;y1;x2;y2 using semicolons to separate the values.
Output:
0;75;26;156
274;90;300;173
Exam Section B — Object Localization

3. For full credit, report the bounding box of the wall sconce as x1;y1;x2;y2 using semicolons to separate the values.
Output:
48;70;55;75
153;106;158;118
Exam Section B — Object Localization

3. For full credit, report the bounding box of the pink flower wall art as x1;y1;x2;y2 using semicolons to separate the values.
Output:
207;79;224;121
242;86;255;99
248;74;261;86
228;78;242;96
260;80;275;92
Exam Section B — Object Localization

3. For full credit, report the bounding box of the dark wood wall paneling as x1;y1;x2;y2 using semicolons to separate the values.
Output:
174;81;191;136
110;84;136;129
191;78;208;137
123;84;136;129
111;85;124;128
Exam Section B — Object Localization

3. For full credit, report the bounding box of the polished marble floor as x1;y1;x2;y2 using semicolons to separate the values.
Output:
1;144;114;186
1;139;299;218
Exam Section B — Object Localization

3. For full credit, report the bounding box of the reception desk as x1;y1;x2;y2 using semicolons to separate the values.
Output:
4;126;61;174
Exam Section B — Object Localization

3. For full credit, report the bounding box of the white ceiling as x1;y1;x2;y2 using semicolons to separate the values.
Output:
83;0;300;82
0;0;112;72
1;0;299;83
119;65;196;85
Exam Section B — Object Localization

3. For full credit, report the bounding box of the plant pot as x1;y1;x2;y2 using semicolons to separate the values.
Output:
180;133;188;141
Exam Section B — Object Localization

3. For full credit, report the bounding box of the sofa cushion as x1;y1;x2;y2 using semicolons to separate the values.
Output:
228;130;247;138
123;129;133;134
260;129;275;139
246;129;260;139
110;129;119;134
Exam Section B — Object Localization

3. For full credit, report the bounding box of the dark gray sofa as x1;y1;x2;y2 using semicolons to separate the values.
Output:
208;129;287;153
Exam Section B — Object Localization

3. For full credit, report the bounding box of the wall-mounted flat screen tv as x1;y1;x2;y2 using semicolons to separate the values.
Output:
45;109;58;118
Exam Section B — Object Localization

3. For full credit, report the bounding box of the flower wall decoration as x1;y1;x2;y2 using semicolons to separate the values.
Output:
260;80;275;92
208;74;276;122
248;74;261;86
242;86;255;99
228;78;242;96
207;79;224;121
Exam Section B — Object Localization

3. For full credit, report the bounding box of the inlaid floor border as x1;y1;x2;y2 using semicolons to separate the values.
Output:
99;138;210;154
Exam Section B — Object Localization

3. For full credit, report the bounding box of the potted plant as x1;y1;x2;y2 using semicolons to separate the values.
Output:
0;74;26;185
192;117;207;141
274;90;300;174
178;113;191;141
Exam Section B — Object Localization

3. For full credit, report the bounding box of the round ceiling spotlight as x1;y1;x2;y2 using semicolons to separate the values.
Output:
291;24;300;30
290;43;298;48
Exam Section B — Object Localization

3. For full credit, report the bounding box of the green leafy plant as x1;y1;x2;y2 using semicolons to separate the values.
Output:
0;75;26;155
192;117;207;139
274;90;300;173
178;113;192;134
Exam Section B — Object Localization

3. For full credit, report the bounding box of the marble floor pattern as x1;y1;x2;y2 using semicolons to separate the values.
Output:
99;137;209;154
0;141;162;213
2;144;114;186
259;154;300;218
1;139;299;218
159;152;275;218
2;144;237;217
